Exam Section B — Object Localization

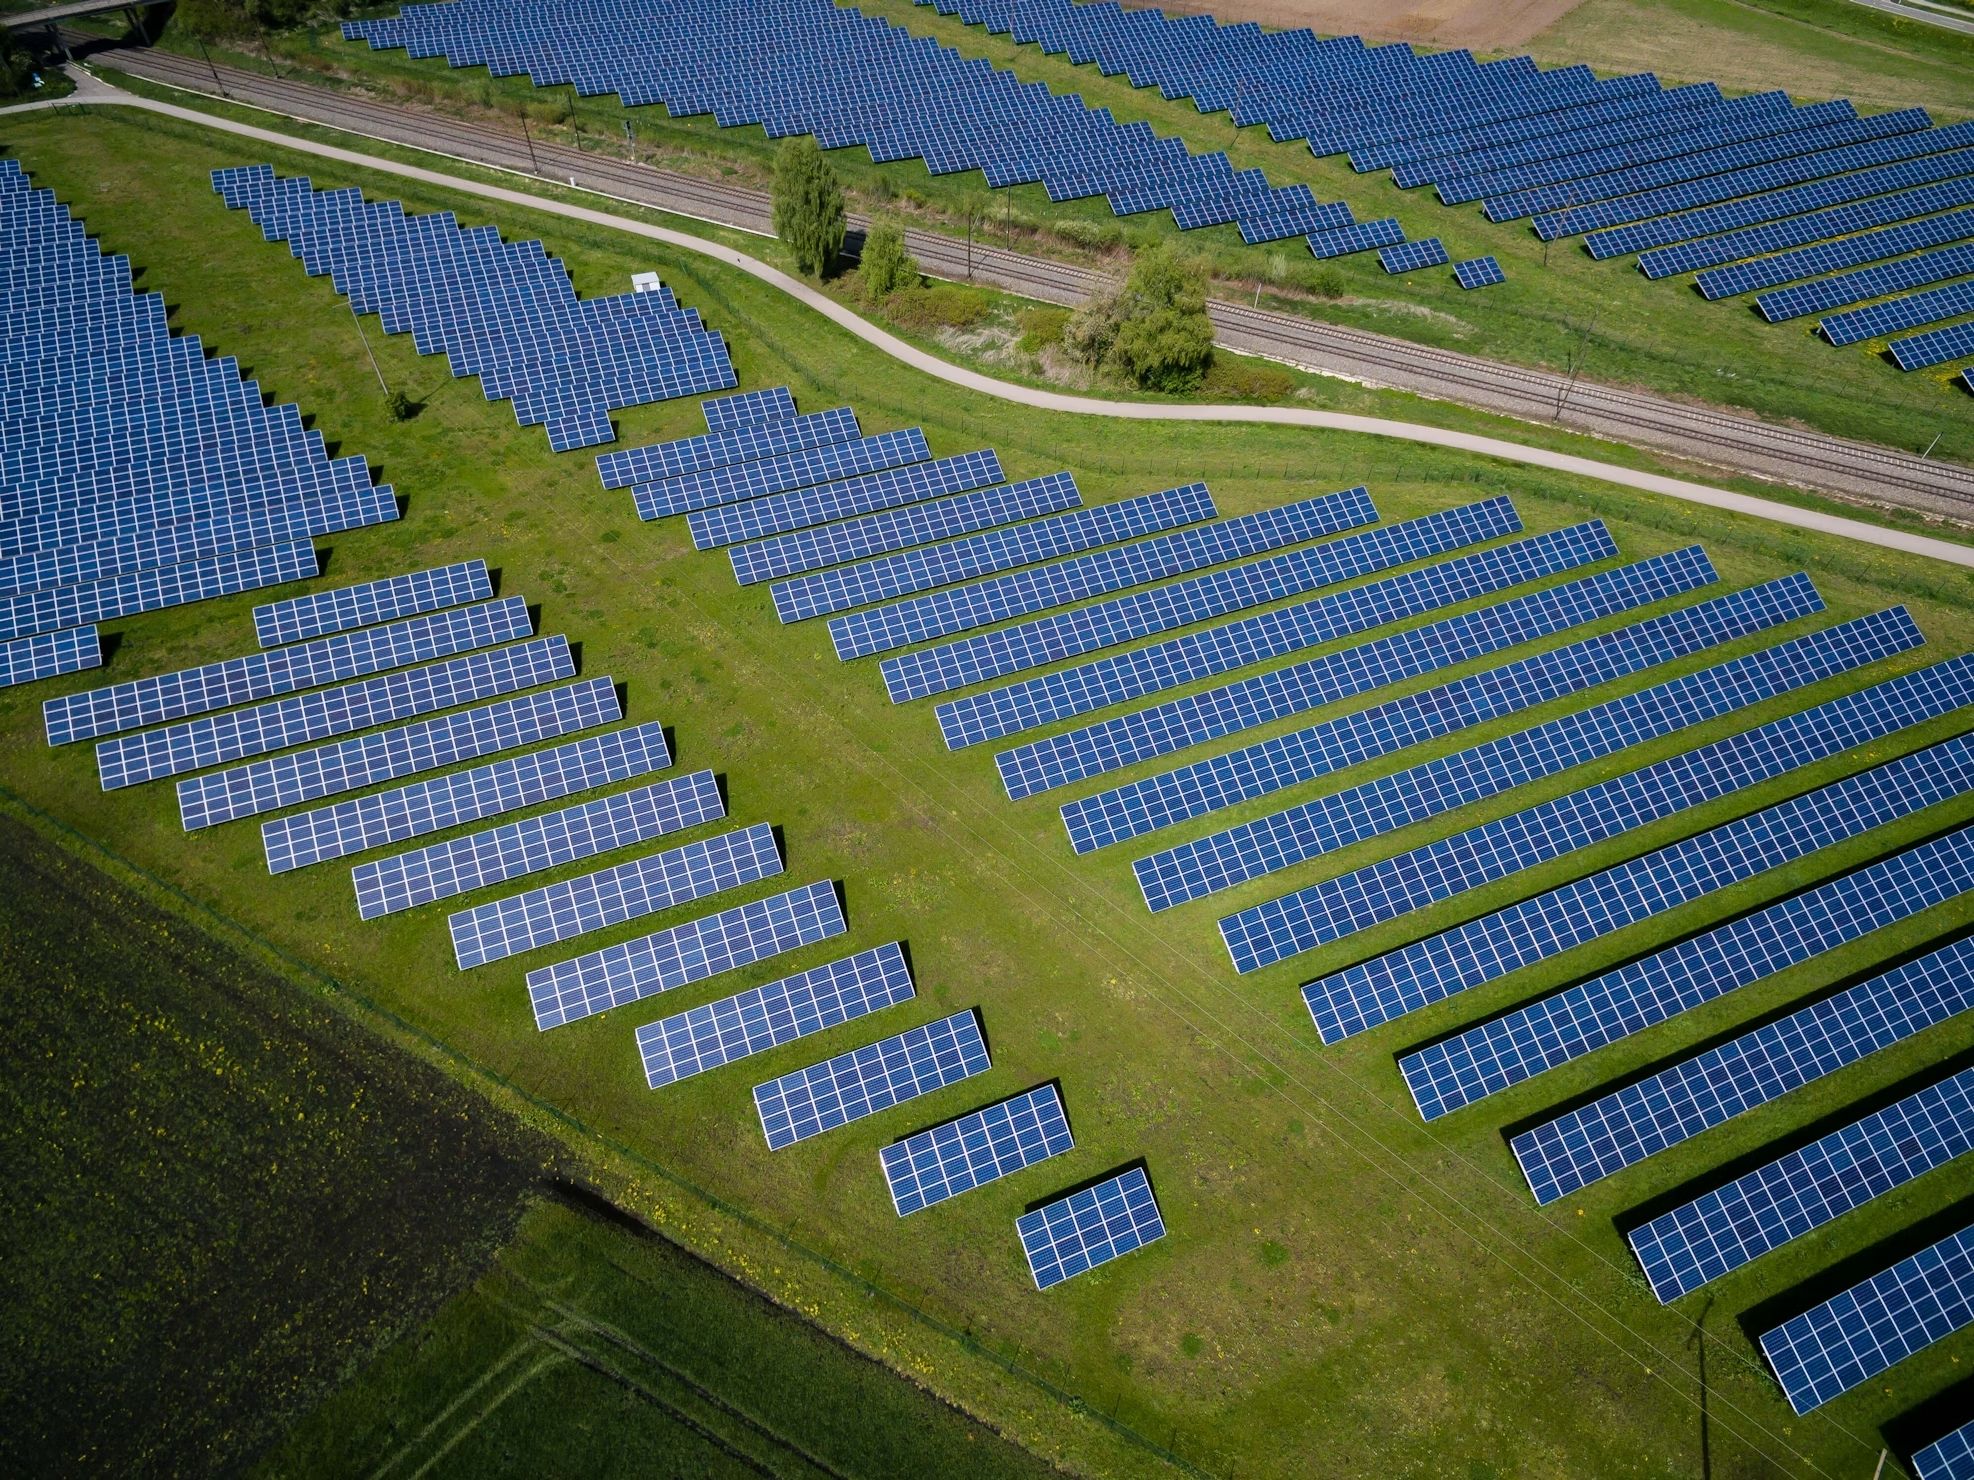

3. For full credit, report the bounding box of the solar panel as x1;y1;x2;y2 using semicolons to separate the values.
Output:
48;596;533;747
97;634;574;790
1627;1067;1974;1302
252;560;492;648
527;879;846;1031
961;516;1620;764
770;482;1215;623
449;819;780;969
1822;281;1974;347
848;484;1380;665
1401;817;1974;1121
355;768;723;918
636;941;915;1088
1758;243;1974;324
263;720;672;873
1452;256;1505;288
1017;1167;1166;1290
1208;609;1930;955
1;625;100;690
595;404;860;489
178;675;621;831
1891;317;1974;371
753;1009;990;1151
1760;1222;1974;1414
0;539;317;643
881;1084;1075;1215
688;448;1006;550
1377;238;1449;274
1913;1419;1974;1480
730;472;1083;587
1307;218;1406;258
632;427;931;521
700;385;797;434
1312;722;1974;1047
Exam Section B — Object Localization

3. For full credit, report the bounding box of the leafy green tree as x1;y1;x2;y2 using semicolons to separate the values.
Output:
857;221;917;301
0;31;40;99
1109;245;1215;392
771;137;846;278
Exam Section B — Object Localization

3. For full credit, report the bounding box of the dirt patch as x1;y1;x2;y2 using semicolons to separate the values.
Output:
1122;0;1590;52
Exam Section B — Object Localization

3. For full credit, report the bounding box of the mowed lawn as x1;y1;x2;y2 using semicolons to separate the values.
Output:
4;107;1974;1477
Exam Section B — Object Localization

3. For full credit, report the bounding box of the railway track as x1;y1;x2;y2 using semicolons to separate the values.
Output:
62;33;1974;522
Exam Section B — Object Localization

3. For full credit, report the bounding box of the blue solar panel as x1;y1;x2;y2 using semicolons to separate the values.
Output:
688;449;1005;550
263;720;672;873
700;385;796;434
636;941;915;1088
771;483;1215;623
1017;1166;1166;1290
1453;256;1505;288
730;472;1083;586
0;538;317;642
47;596;532;747
1627;1070;1974;1303
753;1010;990;1151
1757;243;1974;323
1891;317;1974;371
0;625;100;690
253;560;492;647
527;879;846;1031
1194;607;1926;931
1401;817;1974;1121
1307;219;1406;258
838;483;1366;661
595;404;860;489
1378;238;1449;273
1913;1418;1974;1480
1311;720;1974;1047
449;819;780;969
1062;566;1807;854
355;768;723;918
1823;280;1974;346
633;428;931;521
959;513;1608;763
1663;187;1974;287
881;1084;1075;1215
178;675;621;831
97;634;574;791
1760;1222;1974;1414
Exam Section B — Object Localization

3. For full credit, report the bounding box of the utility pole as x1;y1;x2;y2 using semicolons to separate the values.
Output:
623;118;634;161
349;302;389;396
1920;430;1942;460
520;110;540;173
195;38;225;98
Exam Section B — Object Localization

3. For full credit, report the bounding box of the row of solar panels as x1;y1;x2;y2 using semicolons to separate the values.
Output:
209;166;737;451
605;385;1974;1427
0;162;399;691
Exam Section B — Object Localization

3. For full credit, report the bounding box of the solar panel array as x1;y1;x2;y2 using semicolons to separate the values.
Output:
527;879;846;1031
1377;238;1449;274
0;168;397;682
633;427;932;522
263;720;673;872
1452;256;1505;289
212;166;735;450
1629;1066;1974;1303
449;819;779;968
1890;318;1974;373
701;384;794;433
689;448;1005;550
1401;818;1974;1121
355;769;723;918
594;404;860;489
1017;1166;1165;1290
1696;192;1974;300
1757;242;1974;324
1310;723;1974;1047
1211;609;1927;965
252;559;491;647
881;1084;1074;1215
1913;1419;1974;1480
636;941;915;1088
753;1009;989;1150
1821;280;1974;348
1760;1223;1974;1414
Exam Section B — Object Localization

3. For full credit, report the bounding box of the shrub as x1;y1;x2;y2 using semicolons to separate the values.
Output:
1050;218;1125;251
887;283;990;330
0;31;36;98
1108;245;1215;392
385;389;418;422
1200;357;1295;403
1016;306;1070;353
771;137;846;278
857;221;918;302
1307;266;1346;301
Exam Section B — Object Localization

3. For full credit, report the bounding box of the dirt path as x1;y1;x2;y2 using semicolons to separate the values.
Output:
1121;0;1589;51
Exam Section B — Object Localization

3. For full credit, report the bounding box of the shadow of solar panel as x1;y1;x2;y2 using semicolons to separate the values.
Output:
356;768;722;918
1912;1418;1974;1480
1760;1222;1974;1414
633;428;930;521
97;634;574;790
700;385;797;434
636;941;914;1088
881;1084;1074;1215
1209;607;1929;954
689;449;1005;550
1017;1166;1165;1290
49;596;531;747
732;472;1083;587
754;1009;989;1150
0;539;317;642
1;625;100;690
264;720;672;873
1064;564;1805;853
1401;815;1974;1121
449;819;779;968
527;879;846;1031
179;675;621;831
772;482;1215;623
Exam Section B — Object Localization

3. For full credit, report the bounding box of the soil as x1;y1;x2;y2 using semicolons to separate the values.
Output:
1120;0;1590;53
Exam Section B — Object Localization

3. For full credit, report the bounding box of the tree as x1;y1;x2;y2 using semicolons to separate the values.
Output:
857;221;917;302
0;31;39;99
771;137;846;278
1066;245;1214;392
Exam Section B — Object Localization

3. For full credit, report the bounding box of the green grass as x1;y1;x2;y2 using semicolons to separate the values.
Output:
5;106;1974;1477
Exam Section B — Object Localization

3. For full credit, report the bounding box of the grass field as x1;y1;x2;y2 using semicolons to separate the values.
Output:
5;103;1974;1477
104;1;1974;473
